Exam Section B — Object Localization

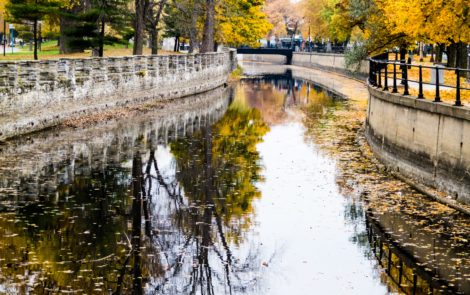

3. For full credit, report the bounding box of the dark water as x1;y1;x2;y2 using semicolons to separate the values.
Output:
0;75;466;294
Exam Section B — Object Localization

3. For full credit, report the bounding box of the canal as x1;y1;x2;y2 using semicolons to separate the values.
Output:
0;65;468;294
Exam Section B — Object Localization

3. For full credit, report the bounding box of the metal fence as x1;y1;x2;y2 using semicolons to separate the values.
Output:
369;52;470;106
302;44;345;54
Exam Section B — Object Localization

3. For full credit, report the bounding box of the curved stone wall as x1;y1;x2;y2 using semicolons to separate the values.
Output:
0;50;237;141
366;86;470;204
292;52;369;77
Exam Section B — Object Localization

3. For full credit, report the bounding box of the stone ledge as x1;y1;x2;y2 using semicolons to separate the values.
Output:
294;52;344;57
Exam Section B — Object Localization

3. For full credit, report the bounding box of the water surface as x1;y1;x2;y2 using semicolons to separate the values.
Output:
0;75;466;294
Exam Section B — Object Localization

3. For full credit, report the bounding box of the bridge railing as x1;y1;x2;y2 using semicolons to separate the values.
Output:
369;52;469;105
302;45;345;54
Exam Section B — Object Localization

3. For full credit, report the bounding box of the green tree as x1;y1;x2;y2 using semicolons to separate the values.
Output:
163;0;190;51
6;0;61;60
63;0;131;56
146;0;168;54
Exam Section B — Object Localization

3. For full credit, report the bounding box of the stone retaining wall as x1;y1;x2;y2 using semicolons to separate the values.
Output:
366;85;470;204
292;52;368;77
0;50;237;140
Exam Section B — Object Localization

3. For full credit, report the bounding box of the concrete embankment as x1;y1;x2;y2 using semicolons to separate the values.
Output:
292;52;368;78
0;50;237;141
366;86;470;205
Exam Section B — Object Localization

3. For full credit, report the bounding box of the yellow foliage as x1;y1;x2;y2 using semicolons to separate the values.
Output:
377;0;470;45
216;0;272;47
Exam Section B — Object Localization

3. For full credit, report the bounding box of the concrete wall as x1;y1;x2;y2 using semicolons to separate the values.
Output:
237;54;286;64
0;50;237;141
292;52;368;77
366;86;470;204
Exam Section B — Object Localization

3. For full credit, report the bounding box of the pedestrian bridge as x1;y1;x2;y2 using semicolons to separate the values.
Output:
236;48;294;65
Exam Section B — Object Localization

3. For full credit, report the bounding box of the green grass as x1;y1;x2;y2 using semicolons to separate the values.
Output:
0;39;178;61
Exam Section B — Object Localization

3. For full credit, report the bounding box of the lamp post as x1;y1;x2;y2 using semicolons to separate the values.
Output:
9;24;14;54
308;24;311;52
3;15;6;56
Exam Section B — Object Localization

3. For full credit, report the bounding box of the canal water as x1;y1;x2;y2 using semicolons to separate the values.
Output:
0;71;468;294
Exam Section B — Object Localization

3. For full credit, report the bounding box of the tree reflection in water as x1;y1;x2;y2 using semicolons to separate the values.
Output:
0;96;268;294
139;102;269;294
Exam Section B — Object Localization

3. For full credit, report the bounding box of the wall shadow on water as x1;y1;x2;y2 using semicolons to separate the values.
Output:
365;210;463;295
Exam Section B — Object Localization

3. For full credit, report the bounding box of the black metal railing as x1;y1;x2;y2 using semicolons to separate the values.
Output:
303;45;345;54
369;52;469;106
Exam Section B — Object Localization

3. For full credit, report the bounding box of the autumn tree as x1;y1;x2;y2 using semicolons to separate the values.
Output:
301;0;329;41
377;0;469;67
264;0;303;40
216;0;272;47
164;0;271;51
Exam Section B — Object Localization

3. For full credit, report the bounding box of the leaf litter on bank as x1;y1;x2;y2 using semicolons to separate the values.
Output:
301;96;470;285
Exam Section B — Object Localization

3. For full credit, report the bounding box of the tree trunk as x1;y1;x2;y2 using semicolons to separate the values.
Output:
189;26;197;53
188;3;198;53
435;44;444;63
399;46;406;61
153;0;167;54
457;42;467;69
150;28;158;54
133;0;145;55
290;21;299;50
33;19;38;60
174;36;178;52
399;46;407;85
419;42;423;62
200;0;215;53
447;42;457;67
98;19;105;57
430;45;434;63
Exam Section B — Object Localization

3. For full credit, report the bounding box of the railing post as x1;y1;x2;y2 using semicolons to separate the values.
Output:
455;69;462;106
403;62;409;95
383;62;388;91
392;63;398;93
418;65;424;99
370;60;377;86
434;66;441;102
378;64;382;88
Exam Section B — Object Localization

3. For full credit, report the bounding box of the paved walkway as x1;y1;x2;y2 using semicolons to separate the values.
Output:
240;61;369;102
